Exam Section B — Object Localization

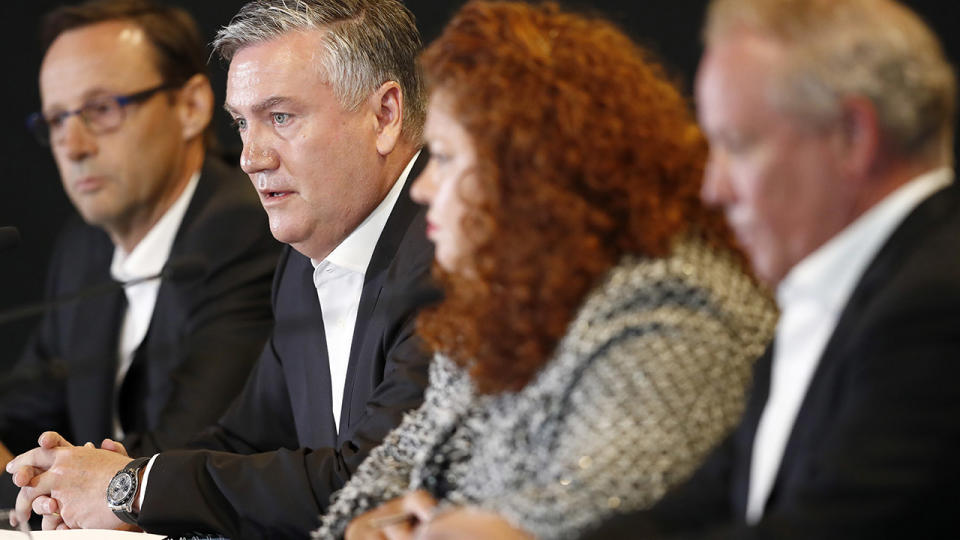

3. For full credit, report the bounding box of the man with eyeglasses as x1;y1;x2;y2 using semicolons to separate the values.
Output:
0;0;279;513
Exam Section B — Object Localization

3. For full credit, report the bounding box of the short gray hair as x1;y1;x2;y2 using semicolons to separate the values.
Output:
704;0;956;161
214;0;425;142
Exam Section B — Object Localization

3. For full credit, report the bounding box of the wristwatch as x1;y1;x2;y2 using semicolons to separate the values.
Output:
106;457;151;525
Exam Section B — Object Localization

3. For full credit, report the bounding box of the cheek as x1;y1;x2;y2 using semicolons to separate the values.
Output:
52;151;73;182
445;198;468;247
434;179;466;234
731;157;783;214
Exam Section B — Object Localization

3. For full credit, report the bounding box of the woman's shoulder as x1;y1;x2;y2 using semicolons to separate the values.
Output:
570;237;775;343
532;237;776;391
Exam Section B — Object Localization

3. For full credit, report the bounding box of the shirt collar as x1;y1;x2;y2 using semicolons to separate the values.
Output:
110;172;201;282
777;167;953;312
311;150;420;275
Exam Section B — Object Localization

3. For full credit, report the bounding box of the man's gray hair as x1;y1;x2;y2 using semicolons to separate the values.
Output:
214;0;425;142
705;0;956;161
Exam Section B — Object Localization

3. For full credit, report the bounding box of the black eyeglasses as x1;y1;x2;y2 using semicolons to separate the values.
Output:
26;82;178;146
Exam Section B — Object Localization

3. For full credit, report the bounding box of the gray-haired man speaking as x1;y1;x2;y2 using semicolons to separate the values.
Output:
7;1;435;538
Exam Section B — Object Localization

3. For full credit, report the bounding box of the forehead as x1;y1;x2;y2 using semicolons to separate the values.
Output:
39;20;162;106
696;33;786;130
424;90;457;136
225;30;331;110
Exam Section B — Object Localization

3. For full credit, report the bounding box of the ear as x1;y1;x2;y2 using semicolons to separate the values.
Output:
175;73;215;143
369;81;404;156
837;96;881;181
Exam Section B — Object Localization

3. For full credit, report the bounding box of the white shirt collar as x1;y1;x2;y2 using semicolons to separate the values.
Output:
311;150;420;274
777;167;953;313
110;172;201;282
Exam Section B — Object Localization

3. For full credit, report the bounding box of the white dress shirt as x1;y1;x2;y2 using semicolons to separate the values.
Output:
109;172;199;440
311;151;419;432
745;167;953;523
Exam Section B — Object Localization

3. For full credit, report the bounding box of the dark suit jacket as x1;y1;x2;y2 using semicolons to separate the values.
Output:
584;181;960;539
137;153;436;539
0;158;280;504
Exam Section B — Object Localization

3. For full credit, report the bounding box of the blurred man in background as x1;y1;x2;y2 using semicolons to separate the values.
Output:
585;0;960;537
0;0;279;508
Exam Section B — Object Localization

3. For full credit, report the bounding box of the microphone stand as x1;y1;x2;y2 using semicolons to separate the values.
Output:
0;258;205;327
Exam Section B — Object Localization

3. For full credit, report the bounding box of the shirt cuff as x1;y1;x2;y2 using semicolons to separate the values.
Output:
137;454;159;511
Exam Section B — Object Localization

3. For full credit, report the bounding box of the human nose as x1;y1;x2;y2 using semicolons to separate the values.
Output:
239;130;279;175
410;160;437;206
701;149;734;207
57;114;97;161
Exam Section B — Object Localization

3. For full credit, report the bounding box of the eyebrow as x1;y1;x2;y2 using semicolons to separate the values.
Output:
44;87;134;113
223;96;294;115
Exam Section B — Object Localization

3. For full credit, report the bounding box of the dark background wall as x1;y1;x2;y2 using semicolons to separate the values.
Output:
1;0;957;370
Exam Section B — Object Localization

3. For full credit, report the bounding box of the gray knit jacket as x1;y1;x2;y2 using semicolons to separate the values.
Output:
315;238;777;539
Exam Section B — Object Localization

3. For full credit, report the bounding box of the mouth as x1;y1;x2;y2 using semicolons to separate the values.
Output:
257;189;295;204
252;174;295;203
73;176;106;193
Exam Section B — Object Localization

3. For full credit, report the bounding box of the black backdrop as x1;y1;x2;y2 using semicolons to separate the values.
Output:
1;0;957;370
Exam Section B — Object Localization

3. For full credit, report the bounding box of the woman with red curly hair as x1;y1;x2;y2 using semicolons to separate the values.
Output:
316;2;776;539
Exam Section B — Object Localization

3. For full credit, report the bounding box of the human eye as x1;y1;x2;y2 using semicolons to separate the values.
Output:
429;148;450;165
272;112;291;126
231;116;247;133
45;111;68;130
83;98;117;122
722;132;756;156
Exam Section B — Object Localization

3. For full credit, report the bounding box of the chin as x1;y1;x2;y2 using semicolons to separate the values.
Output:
76;207;120;229
435;257;457;274
434;248;460;274
751;258;785;288
267;215;307;244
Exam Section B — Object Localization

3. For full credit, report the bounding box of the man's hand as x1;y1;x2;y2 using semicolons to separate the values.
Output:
5;431;74;529
99;438;129;457
6;431;132;530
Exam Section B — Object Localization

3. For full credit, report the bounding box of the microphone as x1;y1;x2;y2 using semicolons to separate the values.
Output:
0;226;20;253
121;256;207;287
0;256;208;326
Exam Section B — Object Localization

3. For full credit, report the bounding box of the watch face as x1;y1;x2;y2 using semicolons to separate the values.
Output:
107;471;135;506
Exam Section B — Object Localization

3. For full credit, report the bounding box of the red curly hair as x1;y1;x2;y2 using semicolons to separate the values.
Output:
417;0;738;394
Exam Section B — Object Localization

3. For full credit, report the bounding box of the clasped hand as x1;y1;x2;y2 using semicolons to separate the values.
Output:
5;431;135;531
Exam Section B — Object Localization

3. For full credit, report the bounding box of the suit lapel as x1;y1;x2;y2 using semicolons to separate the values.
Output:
732;344;774;518
118;326;150;434
296;254;338;445
338;152;429;431
66;283;125;442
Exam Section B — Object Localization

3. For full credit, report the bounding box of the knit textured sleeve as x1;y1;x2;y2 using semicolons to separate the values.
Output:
314;355;472;538
482;246;775;538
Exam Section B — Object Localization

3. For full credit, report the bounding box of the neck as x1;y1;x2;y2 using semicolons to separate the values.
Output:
850;154;946;219
109;142;205;253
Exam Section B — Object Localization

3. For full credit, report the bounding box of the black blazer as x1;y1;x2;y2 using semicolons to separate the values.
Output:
585;181;960;539
0;158;280;503
138;153;436;539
